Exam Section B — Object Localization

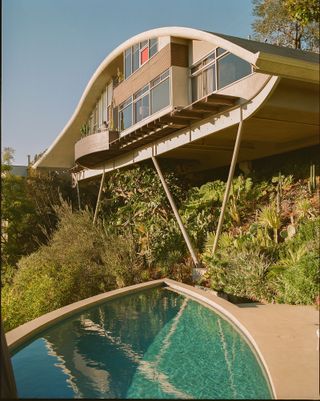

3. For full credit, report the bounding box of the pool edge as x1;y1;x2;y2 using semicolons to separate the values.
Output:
6;278;277;398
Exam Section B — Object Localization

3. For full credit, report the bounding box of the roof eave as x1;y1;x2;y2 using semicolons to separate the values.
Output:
254;51;319;83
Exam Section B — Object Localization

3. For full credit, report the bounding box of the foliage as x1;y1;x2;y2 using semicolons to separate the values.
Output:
181;181;225;249
269;218;320;304
284;0;320;25
201;172;318;304
1;147;79;266
258;202;281;243
102;163;188;269
252;0;319;51
206;249;274;302
2;152;319;333
1;202;145;331
2;147;15;165
1;166;39;265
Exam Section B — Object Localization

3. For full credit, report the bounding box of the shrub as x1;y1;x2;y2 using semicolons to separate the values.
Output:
1;202;144;331
275;251;319;304
269;217;320;304
205;249;275;302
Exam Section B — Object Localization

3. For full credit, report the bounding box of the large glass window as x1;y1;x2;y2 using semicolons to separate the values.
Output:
118;69;170;132
119;98;133;130
191;50;252;101
134;85;149;123
150;70;170;114
203;64;216;96
217;53;252;89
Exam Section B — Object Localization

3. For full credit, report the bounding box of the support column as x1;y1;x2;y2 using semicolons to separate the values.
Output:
76;183;81;211
212;109;244;255
151;156;200;267
93;170;105;225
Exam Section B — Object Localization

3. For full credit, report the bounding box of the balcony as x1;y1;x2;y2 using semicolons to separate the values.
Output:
74;93;239;168
110;93;239;152
74;130;119;168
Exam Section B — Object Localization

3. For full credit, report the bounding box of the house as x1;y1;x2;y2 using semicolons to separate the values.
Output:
32;27;319;265
33;27;319;175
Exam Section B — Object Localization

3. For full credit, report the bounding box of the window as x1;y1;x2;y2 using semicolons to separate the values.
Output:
132;44;139;73
150;70;170;114
125;48;132;79
119;97;133;130
217;53;252;89
118;69;170;132
149;38;158;57
98;96;103;128
191;51;216;102
216;47;227;57
191;49;252;101
140;47;149;65
124;38;159;79
134;85;149;123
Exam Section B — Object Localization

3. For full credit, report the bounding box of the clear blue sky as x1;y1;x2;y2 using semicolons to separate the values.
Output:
2;0;254;165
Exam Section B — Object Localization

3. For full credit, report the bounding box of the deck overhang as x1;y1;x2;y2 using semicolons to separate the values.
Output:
32;27;319;173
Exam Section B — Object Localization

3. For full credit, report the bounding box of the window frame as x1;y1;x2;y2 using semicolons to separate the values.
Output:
118;68;171;132
124;38;159;80
190;48;253;101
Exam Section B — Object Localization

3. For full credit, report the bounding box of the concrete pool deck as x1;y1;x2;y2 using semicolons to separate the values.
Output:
6;278;319;399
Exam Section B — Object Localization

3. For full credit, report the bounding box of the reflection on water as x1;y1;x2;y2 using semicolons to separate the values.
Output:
12;288;272;399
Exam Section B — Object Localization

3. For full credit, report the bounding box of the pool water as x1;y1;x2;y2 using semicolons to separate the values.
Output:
12;287;272;399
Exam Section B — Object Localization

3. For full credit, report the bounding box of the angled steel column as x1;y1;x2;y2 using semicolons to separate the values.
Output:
76;178;81;211
212;109;244;255
93;170;105;225
152;156;200;267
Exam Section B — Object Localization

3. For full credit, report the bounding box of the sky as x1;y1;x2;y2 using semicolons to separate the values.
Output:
2;0;254;165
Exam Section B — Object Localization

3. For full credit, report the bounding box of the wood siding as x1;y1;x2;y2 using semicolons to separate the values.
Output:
171;43;189;67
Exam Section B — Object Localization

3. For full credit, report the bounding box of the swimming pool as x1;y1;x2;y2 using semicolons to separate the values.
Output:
11;287;273;399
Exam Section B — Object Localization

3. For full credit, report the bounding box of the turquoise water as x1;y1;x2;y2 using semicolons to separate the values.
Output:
12;287;272;399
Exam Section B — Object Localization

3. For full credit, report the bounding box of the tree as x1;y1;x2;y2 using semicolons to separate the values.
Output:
2;147;15;166
1;149;77;267
1;166;37;266
284;0;320;25
252;0;320;52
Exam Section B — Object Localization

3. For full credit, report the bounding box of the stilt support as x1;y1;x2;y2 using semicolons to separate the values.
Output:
93;170;105;225
76;180;81;211
212;110;244;255
152;156;200;267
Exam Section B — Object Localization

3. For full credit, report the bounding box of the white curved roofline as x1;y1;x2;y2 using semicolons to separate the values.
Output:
33;26;319;169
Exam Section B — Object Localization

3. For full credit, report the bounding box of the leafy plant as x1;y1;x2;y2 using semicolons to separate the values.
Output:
80;123;90;137
258;203;281;243
205;249;274;302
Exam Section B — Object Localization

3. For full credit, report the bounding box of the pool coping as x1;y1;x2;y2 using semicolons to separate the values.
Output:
5;279;319;399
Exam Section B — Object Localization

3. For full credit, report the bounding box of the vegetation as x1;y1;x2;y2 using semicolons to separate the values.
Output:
1;158;75;267
1;148;319;331
2;202;144;331
252;0;320;51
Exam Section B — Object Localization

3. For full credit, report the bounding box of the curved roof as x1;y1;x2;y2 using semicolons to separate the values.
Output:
33;26;319;169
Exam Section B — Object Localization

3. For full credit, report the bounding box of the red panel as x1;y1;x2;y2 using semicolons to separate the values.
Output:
140;47;149;65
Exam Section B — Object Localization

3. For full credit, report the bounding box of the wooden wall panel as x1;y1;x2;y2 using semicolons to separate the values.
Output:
171;43;189;67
